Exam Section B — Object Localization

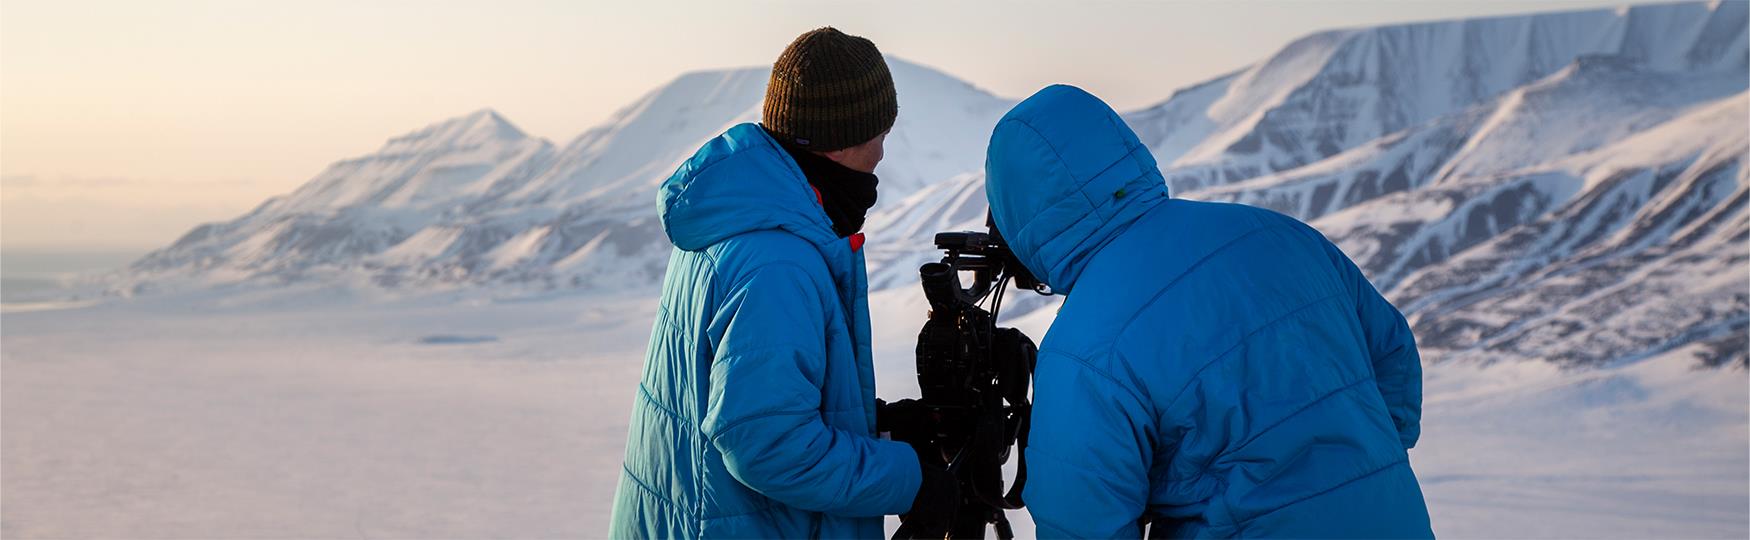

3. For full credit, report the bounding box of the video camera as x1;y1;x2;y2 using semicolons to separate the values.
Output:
886;215;1049;540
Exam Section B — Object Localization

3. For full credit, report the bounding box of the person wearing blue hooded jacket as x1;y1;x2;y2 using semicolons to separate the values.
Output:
607;28;959;539
985;85;1434;539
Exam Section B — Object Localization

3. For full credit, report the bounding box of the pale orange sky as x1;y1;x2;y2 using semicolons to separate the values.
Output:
1;0;1633;251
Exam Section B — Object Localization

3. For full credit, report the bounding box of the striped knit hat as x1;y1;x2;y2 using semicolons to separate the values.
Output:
762;27;898;152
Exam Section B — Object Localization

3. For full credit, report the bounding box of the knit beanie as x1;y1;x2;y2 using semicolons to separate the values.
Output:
762;27;898;152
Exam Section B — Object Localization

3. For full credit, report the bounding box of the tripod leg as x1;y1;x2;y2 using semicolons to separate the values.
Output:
993;513;1014;540
947;504;992;540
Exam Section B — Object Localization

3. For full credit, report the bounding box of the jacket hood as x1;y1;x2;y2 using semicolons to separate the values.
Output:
984;85;1169;294
660;123;839;251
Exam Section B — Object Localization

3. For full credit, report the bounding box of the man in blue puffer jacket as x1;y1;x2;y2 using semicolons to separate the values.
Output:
987;85;1434;538
608;28;958;539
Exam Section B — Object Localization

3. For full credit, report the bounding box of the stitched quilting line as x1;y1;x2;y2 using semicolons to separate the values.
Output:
1230;457;1411;526
1225;374;1377;458
1112;224;1287;339
706;409;816;444
637;383;687;421
620;464;689;512
1159;292;1345;415
1042;349;1151;416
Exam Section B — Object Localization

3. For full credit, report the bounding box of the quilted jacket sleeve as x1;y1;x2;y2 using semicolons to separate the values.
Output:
1023;350;1156;539
700;263;922;516
1326;242;1423;449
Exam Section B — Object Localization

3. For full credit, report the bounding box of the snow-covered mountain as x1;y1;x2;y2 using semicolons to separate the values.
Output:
117;57;1013;294
110;2;1745;366
1126;1;1746;193
1126;1;1748;365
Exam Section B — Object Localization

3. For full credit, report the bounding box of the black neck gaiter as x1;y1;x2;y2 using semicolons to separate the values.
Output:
773;135;880;238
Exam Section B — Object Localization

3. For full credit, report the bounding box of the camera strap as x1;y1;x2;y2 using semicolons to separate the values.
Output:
1004;403;1031;507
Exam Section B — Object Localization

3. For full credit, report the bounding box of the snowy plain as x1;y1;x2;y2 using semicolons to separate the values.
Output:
3;284;1744;539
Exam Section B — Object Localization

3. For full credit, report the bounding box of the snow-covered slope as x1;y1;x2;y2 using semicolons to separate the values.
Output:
1126;1;1747;193
1191;55;1745;222
1142;2;1748;365
116;57;1012;294
107;2;1744;366
1378;95;1747;364
124;109;558;289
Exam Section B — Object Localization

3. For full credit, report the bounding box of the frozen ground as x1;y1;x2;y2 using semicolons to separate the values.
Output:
2;287;1745;539
1;288;650;539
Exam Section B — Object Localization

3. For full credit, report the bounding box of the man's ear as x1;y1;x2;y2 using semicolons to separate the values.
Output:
815;146;864;172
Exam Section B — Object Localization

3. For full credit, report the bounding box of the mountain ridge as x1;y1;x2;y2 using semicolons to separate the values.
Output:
99;2;1747;366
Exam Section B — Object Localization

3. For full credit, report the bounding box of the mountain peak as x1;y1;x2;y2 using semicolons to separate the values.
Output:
461;107;515;129
380;107;529;155
446;107;527;141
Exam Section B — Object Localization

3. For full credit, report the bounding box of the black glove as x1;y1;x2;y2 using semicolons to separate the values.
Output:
895;448;959;539
877;398;938;446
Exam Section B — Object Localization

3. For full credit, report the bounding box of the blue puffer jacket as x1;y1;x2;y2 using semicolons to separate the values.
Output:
989;86;1432;539
609;123;921;539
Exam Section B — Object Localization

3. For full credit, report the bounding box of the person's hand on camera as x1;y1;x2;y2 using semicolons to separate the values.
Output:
876;398;934;445
879;399;958;537
895;444;958;539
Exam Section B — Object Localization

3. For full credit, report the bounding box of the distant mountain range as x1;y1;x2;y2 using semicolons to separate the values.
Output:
118;58;1013;294
109;1;1746;366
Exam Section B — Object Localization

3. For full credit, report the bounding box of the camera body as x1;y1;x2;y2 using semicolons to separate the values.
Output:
895;221;1046;540
915;231;1037;445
